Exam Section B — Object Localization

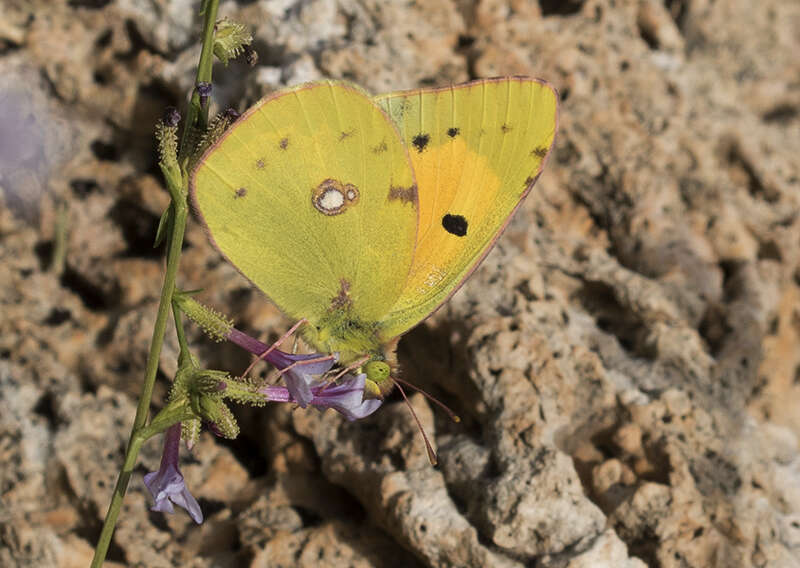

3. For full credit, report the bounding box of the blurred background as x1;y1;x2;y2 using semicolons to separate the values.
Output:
1;1;798;566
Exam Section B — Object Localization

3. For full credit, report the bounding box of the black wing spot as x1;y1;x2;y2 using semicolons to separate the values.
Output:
501;124;512;133
442;213;468;237
339;129;355;141
279;137;289;150
235;187;247;198
447;127;460;138
412;133;430;152
255;159;265;169
531;146;548;158
371;140;388;153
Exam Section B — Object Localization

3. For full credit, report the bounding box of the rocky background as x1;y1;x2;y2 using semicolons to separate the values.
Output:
2;0;799;566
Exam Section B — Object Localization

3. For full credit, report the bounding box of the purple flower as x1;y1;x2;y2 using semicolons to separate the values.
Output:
261;373;382;421
227;328;336;407
143;424;203;524
226;327;380;419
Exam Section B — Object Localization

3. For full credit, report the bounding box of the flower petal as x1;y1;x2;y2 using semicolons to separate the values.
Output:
270;351;336;408
338;397;383;421
144;424;204;524
311;374;383;421
271;351;338;376
169;485;203;524
227;328;336;374
226;328;337;408
261;373;382;421
282;368;315;407
143;471;176;514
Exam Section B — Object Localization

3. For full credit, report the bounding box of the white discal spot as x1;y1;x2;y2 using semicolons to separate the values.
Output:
313;179;358;215
319;188;344;211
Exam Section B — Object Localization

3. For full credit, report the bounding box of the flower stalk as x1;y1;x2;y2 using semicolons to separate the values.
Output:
90;1;221;566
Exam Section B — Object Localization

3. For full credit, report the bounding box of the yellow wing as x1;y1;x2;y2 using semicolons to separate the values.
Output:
190;81;418;348
375;77;559;338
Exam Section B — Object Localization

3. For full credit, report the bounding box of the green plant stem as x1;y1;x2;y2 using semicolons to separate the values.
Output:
92;433;145;554
90;200;188;568
179;0;219;160
91;1;220;565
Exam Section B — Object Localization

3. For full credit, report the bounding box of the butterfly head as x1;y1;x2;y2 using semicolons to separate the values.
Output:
301;299;403;396
363;359;393;399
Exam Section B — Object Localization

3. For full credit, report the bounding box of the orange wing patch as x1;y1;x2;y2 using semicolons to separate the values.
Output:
403;137;502;299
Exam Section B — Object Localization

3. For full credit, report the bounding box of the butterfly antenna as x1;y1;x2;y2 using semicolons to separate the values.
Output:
243;318;308;376
392;376;460;424
392;378;438;466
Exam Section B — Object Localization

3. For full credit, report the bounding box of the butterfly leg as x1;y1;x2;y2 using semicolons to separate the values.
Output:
262;353;338;385
242;318;308;377
319;354;371;389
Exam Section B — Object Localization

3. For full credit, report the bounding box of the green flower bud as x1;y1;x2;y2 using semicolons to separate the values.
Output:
213;18;252;66
174;291;233;342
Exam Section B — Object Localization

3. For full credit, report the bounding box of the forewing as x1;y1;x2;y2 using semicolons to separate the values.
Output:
375;78;559;338
191;81;418;326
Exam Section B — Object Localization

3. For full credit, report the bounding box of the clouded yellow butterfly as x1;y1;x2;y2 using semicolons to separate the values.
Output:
190;78;558;396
